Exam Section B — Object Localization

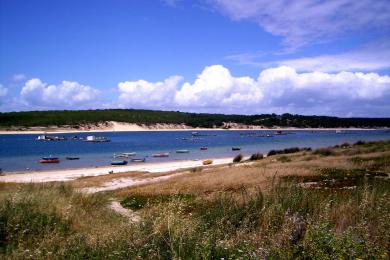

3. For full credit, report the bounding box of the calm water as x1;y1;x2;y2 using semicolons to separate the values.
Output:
0;130;389;173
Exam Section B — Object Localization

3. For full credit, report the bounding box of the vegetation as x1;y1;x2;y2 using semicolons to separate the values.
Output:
267;147;310;156
233;153;243;163
1;140;390;258
1;109;390;128
249;153;264;160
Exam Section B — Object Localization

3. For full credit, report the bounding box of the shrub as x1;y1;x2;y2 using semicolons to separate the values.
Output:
283;147;300;154
313;147;334;156
278;155;291;163
267;150;280;156
250;153;264;160
268;147;307;157
354;140;365;146
233;154;243;163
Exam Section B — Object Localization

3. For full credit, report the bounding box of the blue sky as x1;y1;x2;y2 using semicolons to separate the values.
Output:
1;0;389;116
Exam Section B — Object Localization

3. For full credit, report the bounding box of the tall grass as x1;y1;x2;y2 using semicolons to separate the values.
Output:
1;142;390;258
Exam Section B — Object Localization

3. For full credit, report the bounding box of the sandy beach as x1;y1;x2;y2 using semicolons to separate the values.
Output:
0;121;382;135
0;157;233;183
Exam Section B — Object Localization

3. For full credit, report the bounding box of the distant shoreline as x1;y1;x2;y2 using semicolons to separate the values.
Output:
0;121;383;135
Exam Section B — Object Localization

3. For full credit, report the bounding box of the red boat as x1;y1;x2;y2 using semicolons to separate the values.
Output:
152;153;170;158
40;157;60;163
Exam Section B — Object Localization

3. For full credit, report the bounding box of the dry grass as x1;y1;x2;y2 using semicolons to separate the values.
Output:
1;140;389;259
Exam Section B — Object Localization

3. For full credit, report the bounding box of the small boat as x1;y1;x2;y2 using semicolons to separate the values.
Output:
113;152;136;158
113;153;129;158
203;159;213;165
200;147;208;150
176;149;189;153
232;147;241;151
122;152;136;156
152;153;170;157
111;160;128;165
66;157;80;160
40;157;60;163
131;158;146;163
84;136;111;142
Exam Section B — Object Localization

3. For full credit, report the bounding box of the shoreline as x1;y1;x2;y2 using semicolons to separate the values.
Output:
0;127;381;135
0;157;234;183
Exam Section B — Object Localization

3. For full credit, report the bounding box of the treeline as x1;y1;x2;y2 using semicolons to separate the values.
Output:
0;109;389;128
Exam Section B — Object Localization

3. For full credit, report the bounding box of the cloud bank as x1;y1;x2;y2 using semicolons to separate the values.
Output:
20;79;100;109
211;0;390;49
2;65;390;117
117;65;390;116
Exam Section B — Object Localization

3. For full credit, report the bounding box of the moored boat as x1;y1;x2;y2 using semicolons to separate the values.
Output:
122;152;136;156
84;136;111;142
200;147;208;150
176;149;189;153
202;159;213;165
111;160;128;165
131;158;146;162
40;157;60;163
113;153;127;158
152;153;170;157
66;157;80;160
232;147;241;151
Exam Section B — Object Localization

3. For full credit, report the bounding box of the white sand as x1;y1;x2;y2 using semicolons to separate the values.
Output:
83;172;185;193
0;120;378;134
0;158;233;183
109;200;141;222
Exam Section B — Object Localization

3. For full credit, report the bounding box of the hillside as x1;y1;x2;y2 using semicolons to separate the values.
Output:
1;109;390;129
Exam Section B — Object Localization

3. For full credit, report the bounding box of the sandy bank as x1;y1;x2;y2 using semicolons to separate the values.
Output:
0;157;233;183
0;121;379;134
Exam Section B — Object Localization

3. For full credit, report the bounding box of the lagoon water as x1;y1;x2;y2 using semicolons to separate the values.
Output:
0;130;389;173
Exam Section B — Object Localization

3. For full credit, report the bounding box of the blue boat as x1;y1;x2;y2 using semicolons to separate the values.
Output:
111;160;128;165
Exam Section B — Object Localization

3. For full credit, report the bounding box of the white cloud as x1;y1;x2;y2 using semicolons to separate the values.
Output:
175;65;263;108
20;78;100;109
0;84;8;97
118;76;183;108
118;65;390;116
269;41;390;72
0;84;8;105
211;0;390;49
12;73;26;82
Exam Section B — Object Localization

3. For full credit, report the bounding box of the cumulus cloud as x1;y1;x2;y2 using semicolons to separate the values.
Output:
118;76;183;109
257;66;390;115
211;0;390;49
118;65;390;116
175;65;263;108
20;78;100;109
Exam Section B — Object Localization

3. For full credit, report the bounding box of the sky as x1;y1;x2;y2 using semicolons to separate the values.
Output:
0;0;390;117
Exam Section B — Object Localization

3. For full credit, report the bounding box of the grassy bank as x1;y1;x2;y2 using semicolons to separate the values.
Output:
1;140;389;259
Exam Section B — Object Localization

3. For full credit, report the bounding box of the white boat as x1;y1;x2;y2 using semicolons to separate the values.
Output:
84;136;110;142
122;152;136;156
152;153;170;157
113;152;136;158
176;149;190;153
